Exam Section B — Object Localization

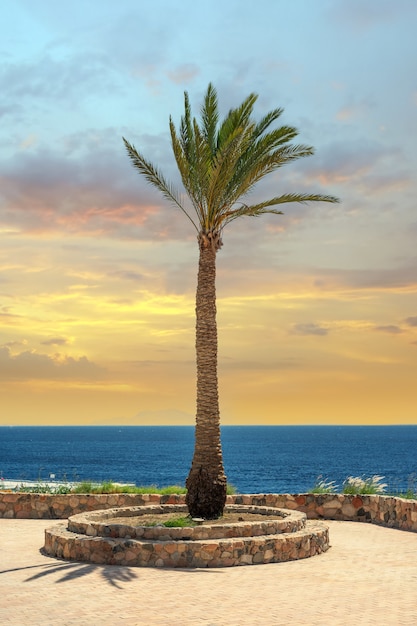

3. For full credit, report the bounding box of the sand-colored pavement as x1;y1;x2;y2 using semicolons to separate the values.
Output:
0;519;416;625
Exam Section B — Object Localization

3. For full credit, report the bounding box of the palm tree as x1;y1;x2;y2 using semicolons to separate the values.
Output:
123;83;339;519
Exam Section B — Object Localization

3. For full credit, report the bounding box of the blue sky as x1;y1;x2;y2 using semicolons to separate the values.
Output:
1;0;417;425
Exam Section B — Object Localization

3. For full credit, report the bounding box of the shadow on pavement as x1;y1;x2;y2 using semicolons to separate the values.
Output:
0;559;139;588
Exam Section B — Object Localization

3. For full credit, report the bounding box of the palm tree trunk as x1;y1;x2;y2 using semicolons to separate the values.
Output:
185;233;227;519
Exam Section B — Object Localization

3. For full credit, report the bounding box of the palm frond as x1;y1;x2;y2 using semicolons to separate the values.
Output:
124;83;340;238
217;92;257;150
201;82;218;157
180;91;196;167
221;143;315;211
221;193;339;226
206;123;255;220
169;117;189;183
244;193;341;211
252;107;284;139
226;126;301;193
123;137;198;231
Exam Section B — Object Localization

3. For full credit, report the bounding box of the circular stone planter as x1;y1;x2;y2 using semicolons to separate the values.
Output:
67;504;306;540
44;504;329;568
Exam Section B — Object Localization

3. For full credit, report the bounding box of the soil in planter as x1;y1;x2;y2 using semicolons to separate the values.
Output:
107;512;279;527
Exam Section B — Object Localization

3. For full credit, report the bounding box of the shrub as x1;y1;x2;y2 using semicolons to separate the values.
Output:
8;478;236;496
311;476;338;494
71;481;187;495
342;475;387;495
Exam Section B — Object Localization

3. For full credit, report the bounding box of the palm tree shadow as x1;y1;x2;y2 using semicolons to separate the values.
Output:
0;554;225;587
0;556;138;588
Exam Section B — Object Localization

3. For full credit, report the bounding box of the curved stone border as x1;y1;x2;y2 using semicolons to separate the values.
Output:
68;504;306;540
242;493;417;531
1;492;416;532
44;515;329;568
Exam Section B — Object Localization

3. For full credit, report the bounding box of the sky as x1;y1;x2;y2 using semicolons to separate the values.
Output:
1;0;416;426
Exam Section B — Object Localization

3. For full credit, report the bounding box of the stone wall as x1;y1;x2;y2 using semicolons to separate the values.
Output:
0;492;169;519
67;504;307;540
43;505;328;567
44;518;328;568
232;493;417;532
1;491;416;531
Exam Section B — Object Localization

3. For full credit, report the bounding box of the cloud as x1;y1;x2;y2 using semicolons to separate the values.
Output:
404;316;417;327
327;0;417;31
303;139;410;193
0;307;22;322
220;358;301;371
0;128;202;242
374;325;403;334
111;270;145;282
336;98;374;122
312;266;417;292
20;134;38;150
167;64;199;85
0;346;106;381
40;337;69;346
0;131;163;237
0;52;123;118
291;323;329;336
2;340;27;348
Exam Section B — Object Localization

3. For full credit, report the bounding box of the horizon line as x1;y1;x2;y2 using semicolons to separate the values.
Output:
1;423;416;428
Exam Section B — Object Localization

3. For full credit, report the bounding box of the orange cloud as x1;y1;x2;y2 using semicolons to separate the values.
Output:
167;64;199;84
0;346;106;381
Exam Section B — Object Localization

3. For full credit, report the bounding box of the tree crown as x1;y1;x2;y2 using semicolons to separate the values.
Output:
123;83;339;240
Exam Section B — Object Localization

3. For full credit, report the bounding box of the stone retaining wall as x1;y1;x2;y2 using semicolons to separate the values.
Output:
1;491;416;531
44;518;328;568
0;492;157;520
233;493;417;532
68;504;306;540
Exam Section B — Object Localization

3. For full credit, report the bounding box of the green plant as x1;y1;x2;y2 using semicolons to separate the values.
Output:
395;489;417;500
94;480;116;493
390;473;417;499
10;480;189;495
71;481;188;495
70;481;232;496
311;476;338;494
72;481;94;493
162;516;196;528
17;482;52;494
115;484;187;495
16;481;73;494
51;484;73;494
342;475;387;495
140;516;196;528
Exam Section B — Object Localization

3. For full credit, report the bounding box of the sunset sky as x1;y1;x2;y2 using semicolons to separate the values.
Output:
1;0;416;426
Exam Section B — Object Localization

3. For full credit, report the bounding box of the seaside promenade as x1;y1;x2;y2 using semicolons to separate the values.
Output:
1;518;416;625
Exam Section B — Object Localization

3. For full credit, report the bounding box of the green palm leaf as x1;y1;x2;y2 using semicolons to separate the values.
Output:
122;137;198;231
124;84;339;238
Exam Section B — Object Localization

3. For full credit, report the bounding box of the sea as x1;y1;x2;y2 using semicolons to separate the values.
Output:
1;425;416;494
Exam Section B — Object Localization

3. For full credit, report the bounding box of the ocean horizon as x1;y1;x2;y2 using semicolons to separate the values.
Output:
1;425;416;494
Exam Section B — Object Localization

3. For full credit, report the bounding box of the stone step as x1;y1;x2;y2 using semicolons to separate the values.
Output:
43;518;329;568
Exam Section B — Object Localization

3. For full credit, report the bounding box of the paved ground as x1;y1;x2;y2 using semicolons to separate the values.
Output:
0;519;416;625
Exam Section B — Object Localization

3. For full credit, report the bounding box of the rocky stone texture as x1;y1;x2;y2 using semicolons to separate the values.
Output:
67;504;306;540
0;492;164;519
1;492;416;532
241;493;417;532
43;505;329;568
